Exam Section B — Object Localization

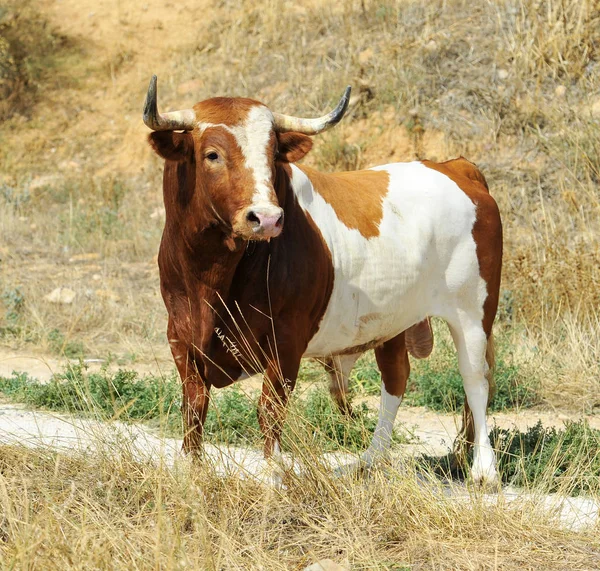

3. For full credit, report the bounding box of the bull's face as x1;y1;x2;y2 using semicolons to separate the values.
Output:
144;76;350;241
191;101;314;240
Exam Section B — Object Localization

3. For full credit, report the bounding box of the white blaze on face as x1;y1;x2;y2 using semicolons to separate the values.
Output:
197;105;277;209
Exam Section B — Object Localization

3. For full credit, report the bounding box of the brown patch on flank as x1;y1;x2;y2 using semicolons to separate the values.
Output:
298;165;389;238
405;318;434;359
422;157;502;337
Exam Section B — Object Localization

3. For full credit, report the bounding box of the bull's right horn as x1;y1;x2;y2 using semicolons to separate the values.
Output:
143;75;197;131
272;86;351;135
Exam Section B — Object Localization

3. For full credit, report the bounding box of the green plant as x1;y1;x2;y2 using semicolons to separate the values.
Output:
491;420;600;495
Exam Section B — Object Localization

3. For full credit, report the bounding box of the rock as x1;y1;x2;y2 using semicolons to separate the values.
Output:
424;39;437;52
95;289;120;302
45;287;76;304
590;98;600;118
29;175;59;192
554;85;566;98
150;206;165;219
303;560;348;571
497;69;509;80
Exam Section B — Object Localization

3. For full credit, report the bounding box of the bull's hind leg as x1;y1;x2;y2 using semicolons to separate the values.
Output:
447;315;498;485
361;333;410;466
322;354;360;415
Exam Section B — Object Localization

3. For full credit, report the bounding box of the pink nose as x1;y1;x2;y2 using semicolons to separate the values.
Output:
246;207;284;238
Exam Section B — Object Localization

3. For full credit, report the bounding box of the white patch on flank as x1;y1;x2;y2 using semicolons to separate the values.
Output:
361;387;402;465
198;106;276;208
291;161;487;357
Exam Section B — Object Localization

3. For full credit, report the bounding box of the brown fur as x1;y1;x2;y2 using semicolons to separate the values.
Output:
298;165;389;239
375;333;410;398
156;132;335;453
151;98;500;461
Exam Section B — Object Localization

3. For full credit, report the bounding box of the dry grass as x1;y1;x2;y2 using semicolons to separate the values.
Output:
0;434;599;570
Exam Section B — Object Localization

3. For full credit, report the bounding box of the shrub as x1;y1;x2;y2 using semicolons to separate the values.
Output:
492;420;600;495
0;1;65;120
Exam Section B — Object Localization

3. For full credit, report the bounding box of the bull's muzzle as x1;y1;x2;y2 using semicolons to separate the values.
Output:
245;205;284;239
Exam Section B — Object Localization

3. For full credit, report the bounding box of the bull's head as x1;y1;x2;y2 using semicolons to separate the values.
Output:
144;75;350;240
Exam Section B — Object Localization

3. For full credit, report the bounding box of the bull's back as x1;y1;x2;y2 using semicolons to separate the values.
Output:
291;161;488;357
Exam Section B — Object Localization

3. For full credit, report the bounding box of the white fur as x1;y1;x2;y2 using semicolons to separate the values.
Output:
198;106;277;210
292;161;487;357
361;387;402;466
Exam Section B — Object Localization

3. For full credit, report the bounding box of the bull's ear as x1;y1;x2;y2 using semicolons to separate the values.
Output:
148;131;194;162
276;132;313;163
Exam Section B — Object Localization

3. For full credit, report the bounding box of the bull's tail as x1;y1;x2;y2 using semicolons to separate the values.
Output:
453;333;496;464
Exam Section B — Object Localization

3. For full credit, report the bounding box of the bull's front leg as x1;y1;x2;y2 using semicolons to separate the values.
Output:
169;330;211;455
257;362;299;459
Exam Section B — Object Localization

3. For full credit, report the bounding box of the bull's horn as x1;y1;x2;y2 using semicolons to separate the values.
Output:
272;86;352;135
143;75;197;131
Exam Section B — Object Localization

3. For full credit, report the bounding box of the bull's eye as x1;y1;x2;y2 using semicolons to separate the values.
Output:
205;151;219;162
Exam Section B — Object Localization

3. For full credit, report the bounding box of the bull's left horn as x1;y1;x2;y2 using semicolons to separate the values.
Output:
143;75;197;131
272;86;351;135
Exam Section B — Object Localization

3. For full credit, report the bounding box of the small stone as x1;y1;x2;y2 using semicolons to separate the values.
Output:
497;69;509;80
92;274;102;281
150;206;166;219
45;287;76;304
590;98;600;118
554;85;567;98
95;289;120;302
425;39;437;52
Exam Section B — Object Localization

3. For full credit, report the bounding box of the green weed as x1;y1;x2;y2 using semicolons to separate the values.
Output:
0;367;399;451
47;328;85;358
492;420;600;495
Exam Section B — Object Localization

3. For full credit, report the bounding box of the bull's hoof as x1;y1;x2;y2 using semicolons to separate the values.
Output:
470;465;500;490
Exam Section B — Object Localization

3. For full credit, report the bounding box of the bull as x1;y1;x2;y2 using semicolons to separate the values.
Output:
144;76;502;484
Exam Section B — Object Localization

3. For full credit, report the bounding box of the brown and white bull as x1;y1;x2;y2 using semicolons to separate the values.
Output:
144;75;502;484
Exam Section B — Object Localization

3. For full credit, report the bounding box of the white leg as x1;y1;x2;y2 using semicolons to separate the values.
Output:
361;386;402;466
448;319;498;485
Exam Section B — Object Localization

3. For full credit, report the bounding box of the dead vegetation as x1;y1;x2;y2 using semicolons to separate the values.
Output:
0;433;599;569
